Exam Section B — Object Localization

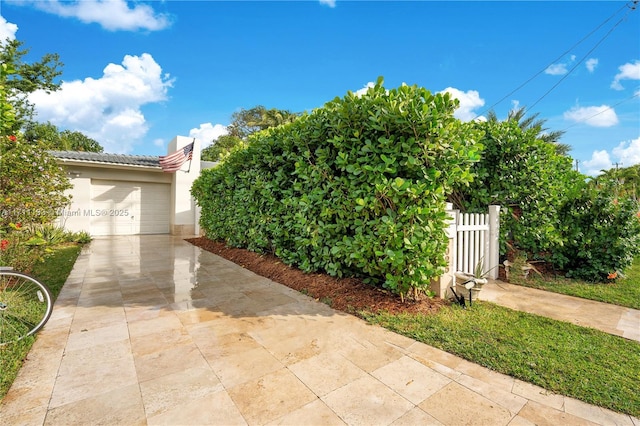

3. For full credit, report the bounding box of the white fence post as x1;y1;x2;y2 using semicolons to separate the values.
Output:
487;205;501;279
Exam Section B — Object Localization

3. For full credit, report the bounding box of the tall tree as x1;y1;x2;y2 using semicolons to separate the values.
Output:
201;134;245;162
203;106;300;161
23;122;103;152
595;164;640;200
226;105;299;139
0;39;63;133
59;130;103;152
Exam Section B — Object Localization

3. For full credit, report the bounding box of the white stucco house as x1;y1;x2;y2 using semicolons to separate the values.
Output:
50;136;215;236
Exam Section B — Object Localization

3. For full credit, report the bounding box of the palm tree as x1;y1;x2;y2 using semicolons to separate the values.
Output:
487;107;571;156
261;108;298;129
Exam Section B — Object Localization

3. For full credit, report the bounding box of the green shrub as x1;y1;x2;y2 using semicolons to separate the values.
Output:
0;135;72;228
554;182;640;281
451;119;581;257
450;118;640;282
193;78;483;297
0;222;46;272
1;222;90;271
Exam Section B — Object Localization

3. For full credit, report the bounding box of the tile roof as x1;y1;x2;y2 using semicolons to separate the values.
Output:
48;151;161;168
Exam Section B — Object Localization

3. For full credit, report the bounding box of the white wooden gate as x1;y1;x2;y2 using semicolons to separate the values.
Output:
446;205;500;282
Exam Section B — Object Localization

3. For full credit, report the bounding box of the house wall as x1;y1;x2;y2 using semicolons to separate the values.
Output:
55;165;172;234
54;135;204;236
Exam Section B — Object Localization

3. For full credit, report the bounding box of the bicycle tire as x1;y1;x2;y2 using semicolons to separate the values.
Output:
0;268;53;346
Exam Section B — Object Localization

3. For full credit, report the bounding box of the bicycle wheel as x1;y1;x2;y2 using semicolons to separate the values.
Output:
0;268;53;346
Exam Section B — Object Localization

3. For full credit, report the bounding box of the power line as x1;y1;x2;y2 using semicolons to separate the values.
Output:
524;9;632;115
474;1;635;120
560;91;640;132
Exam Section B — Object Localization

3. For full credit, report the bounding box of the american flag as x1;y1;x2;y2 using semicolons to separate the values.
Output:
159;141;194;173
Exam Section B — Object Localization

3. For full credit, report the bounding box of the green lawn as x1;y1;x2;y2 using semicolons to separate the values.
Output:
509;257;640;309
363;302;640;418
0;244;83;400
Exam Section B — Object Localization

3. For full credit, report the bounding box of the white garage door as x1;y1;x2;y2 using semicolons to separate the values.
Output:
90;180;170;235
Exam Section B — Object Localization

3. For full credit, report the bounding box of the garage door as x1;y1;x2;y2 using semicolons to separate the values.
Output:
90;180;170;235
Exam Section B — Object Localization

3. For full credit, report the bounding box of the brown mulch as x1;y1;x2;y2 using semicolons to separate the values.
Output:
185;237;447;316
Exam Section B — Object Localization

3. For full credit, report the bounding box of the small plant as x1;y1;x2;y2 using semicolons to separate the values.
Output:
319;296;333;307
456;257;497;284
71;230;92;244
26;224;69;245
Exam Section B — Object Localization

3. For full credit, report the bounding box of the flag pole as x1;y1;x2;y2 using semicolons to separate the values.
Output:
185;138;195;173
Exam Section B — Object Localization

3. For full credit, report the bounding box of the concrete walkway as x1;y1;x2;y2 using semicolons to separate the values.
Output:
1;236;638;425
479;281;640;343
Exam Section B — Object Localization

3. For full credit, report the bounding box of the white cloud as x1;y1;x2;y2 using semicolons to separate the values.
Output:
152;138;165;148
545;55;577;76
582;137;640;176
582;150;612;176
439;87;485;121
586;58;598;73
612;137;640;167
24;0;171;31
563;105;618;127
319;0;336;8
0;16;18;41
353;81;375;97
189;123;228;148
611;60;640;90
545;63;568;76
29;53;173;153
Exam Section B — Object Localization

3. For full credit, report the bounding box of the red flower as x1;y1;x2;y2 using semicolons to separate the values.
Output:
15;222;21;229
8;135;16;142
0;239;8;251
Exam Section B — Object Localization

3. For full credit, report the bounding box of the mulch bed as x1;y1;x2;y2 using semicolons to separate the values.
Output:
185;237;447;316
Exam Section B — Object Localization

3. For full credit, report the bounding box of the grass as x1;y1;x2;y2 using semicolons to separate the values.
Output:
362;302;640;418
509;257;640;309
0;244;83;400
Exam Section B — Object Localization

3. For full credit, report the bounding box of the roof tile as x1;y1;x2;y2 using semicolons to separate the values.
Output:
48;151;160;168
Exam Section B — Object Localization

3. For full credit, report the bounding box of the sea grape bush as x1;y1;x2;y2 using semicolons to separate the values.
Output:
451;118;640;282
451;119;580;256
553;181;640;282
193;79;483;297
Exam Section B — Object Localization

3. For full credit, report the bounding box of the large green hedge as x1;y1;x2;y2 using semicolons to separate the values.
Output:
451;119;581;256
192;79;483;297
450;118;640;282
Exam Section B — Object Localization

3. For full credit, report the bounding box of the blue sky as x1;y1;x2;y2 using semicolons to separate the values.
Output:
1;0;639;175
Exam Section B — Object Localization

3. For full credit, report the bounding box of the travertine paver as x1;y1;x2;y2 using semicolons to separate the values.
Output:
1;235;638;426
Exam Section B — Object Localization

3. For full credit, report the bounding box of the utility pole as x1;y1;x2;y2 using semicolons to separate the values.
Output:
613;162;622;198
575;159;580;172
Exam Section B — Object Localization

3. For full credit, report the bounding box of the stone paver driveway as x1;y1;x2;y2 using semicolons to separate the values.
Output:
1;235;637;425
